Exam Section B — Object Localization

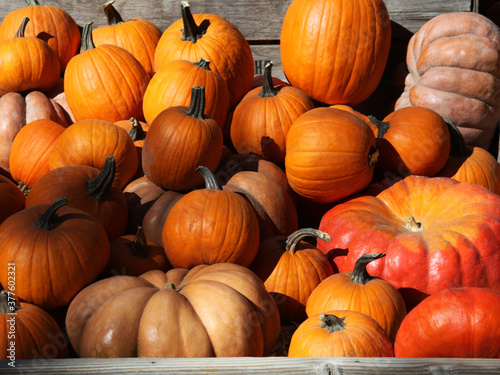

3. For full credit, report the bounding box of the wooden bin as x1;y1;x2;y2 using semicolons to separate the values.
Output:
1;0;500;373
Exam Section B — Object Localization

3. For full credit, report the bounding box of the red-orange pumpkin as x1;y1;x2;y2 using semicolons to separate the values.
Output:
280;0;391;105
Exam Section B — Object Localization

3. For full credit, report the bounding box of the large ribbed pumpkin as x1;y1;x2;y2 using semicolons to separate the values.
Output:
65;263;280;358
395;12;500;149
317;175;500;310
280;0;391;105
285;107;379;203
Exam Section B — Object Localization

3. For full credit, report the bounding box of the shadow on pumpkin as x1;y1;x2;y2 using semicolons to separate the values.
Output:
270;292;307;324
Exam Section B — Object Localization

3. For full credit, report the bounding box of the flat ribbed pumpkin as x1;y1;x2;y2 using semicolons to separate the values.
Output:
280;0;391;105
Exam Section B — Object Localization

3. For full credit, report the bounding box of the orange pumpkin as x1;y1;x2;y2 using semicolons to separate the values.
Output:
285;107;379;203
0;197;110;309
0;17;60;96
0;174;25;225
280;0;391;105
64;22;150;123
306;253;407;342
0;291;69;360
48;118;139;189
92;0;161;78
9;119;65;193
249;228;334;323
162;166;260;268
0;0;81;73
230;62;315;164
143;57;230;128
288;310;394;357
142;86;223;191
154;1;254;107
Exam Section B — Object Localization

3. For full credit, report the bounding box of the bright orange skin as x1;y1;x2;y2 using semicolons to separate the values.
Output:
288;310;394;357
65;263;280;358
395;287;500;358
9;119;65;190
0;294;69;359
154;12;254;108
0;4;81;73
48;119;139;189
317;176;500;310
280;0;391;105
285;107;378;203
162;187;260;269
0;203;110;310
64;43;149;123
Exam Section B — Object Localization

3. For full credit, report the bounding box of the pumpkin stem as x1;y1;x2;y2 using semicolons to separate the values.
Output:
350;253;385;284
405;216;422;232
19;182;30;196
319;314;347;334
285;228;330;254
194;57;212;71
165;282;181;292
443;116;471;158
0;290;21;314
196;166;222;190
87;156;116;202
81;22;96;52
34;197;67;230
184;86;207;120
129;226;149;258
128;118;147;142
368;115;390;138
367;145;379;168
103;0;124;25
180;1;206;43
24;0;40;6
15;17;30;38
259;62;279;98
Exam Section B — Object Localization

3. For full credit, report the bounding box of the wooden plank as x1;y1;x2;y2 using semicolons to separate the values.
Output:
2;357;500;374
0;0;474;39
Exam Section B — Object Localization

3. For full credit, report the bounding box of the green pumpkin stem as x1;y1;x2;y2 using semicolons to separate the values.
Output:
285;228;330;254
319;314;347;334
129;226;149;258
128;118;146;141
81;22;96;52
24;0;40;6
196;166;222;190
194;57;211;71
103;0;124;25
87;156;116;202
185;86;207;120
15;17;30;38
443;116;471;158
34;197;67;230
368;115;390;138
350;253;386;284
180;1;205;43
260;62;278;97
0;290;21;313
19;182;30;196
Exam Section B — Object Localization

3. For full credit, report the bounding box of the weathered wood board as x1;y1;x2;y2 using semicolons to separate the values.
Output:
0;0;475;82
1;357;500;374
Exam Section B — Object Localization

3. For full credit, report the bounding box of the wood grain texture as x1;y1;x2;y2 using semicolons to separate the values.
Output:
1;357;500;374
0;0;473;38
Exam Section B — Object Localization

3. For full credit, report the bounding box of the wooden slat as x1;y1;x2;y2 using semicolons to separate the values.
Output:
1;357;500;374
0;0;473;38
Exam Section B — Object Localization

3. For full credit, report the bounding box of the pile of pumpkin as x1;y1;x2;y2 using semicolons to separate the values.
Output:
1;0;500;361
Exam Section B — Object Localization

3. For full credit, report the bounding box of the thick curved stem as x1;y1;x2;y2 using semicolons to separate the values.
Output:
180;1;205;43
24;0;40;6
196;166;222;190
443;116;471;158
194;57;211;71
128;118;146;141
129;226;149;258
34;197;67;230
350;253;386;284
184;86;206;120
285;228;330;254
87;156;116;202
15;17;30;38
259;62;278;98
103;0;124;25
81;22;96;52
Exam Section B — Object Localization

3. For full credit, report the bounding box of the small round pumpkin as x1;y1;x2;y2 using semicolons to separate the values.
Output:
395;287;500;358
162;166;260;268
0;290;69;360
285;107;379;203
306;253;407;342
249;228;334;323
288;310;394;357
65;263;280;358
